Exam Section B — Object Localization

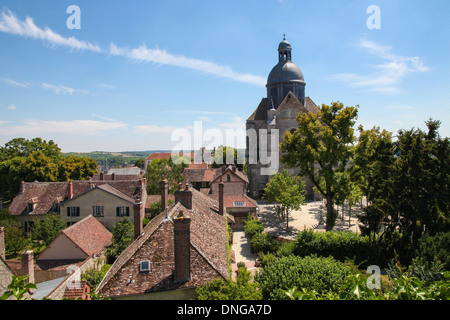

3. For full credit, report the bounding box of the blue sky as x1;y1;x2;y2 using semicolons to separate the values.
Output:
0;0;449;152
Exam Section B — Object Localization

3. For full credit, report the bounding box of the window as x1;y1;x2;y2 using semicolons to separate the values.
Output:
92;206;104;217
67;207;80;217
227;174;231;182
116;206;130;217
233;201;246;207
140;260;152;273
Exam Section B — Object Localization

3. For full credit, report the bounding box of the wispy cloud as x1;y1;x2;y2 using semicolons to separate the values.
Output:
1;78;31;88
109;43;266;86
0;9;101;52
329;38;429;94
7;104;16;111
0;119;127;136
41;82;89;95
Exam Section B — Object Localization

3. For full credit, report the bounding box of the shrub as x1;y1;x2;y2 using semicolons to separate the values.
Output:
250;232;278;254
417;232;450;269
255;255;353;300
196;279;262;300
244;217;264;239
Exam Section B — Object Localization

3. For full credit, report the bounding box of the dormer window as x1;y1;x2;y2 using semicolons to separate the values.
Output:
140;260;152;273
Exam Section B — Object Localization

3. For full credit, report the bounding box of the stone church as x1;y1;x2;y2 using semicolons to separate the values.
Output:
246;37;320;199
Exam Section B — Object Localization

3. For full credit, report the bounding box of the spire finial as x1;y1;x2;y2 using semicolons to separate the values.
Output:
283;33;286;40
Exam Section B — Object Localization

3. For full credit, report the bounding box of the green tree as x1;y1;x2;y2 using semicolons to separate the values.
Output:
31;214;66;246
280;101;359;231
0;274;37;300
57;155;98;181
211;146;244;171
145;158;185;195
107;217;134;261
263;170;306;229
2;220;28;258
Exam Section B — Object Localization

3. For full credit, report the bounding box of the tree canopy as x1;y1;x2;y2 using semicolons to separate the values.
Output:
280;101;359;231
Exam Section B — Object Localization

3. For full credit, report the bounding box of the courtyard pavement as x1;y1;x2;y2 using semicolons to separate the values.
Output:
230;200;363;280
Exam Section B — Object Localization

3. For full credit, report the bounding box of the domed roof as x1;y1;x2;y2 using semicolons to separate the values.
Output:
278;39;292;50
267;61;305;85
267;38;305;86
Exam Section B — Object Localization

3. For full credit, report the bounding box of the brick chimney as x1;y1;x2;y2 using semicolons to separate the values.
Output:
175;184;193;210
219;178;225;215
21;250;35;287
173;210;191;282
161;178;168;210
68;181;73;200
20;181;25;194
0;225;5;260
134;201;143;239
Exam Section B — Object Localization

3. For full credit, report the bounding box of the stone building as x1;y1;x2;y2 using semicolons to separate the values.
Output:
246;37;320;199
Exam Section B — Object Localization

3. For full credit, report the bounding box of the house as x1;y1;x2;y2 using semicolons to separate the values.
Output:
37;215;112;262
208;194;258;228
8;178;147;234
96;180;229;300
209;165;248;195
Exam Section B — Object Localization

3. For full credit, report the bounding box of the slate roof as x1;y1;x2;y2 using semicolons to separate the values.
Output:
96;188;228;298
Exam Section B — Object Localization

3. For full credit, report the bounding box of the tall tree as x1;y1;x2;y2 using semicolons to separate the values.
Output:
280;101;359;231
263;170;306;229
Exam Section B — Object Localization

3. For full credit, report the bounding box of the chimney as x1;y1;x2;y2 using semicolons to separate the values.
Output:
20;181;25;194
100;172;104;180
161;178;168;210
68;181;73;200
173;210;191;282
0;225;5;260
133;201;143;239
219;179;225;215
21;250;35;288
174;184;193;210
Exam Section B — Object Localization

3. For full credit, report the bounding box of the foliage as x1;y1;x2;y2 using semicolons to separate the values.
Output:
386;257;446;286
244;216;264;239
145;158;185;195
0;138;98;201
280;101;359;231
255;255;353;300
211;146;244;171
2;219;28;259
81;264;111;291
196;278;262;300
0;274;37;300
147;199;175;221
357;120;450;256
263;170;306;229
106;217;134;262
250;232;278;254
31;214;66;246
416;232;450;268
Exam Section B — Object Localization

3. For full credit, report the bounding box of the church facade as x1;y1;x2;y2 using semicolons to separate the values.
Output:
246;38;320;199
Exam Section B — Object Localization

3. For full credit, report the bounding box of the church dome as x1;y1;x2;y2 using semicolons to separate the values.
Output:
267;38;305;86
267;61;305;85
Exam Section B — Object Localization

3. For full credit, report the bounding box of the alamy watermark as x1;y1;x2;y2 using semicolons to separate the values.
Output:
170;121;279;175
366;5;381;30
66;5;81;30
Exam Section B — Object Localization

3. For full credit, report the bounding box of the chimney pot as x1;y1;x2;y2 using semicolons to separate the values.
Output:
219;180;225;215
69;181;73;199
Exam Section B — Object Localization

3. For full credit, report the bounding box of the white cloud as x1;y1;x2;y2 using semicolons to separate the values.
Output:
109;43;266;86
1;78;31;88
0;119;127;136
329;38;429;94
41;82;89;95
0;9;101;52
7;104;16;111
219;116;246;130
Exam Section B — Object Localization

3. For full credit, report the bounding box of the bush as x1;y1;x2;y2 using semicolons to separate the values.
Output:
196;279;262;300
244;217;264;239
255;255;353;300
250;232;278;254
417;232;450;269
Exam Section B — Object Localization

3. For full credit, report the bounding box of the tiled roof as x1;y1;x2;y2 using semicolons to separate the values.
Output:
182;168;219;183
10;179;145;216
208;194;257;208
63;281;90;300
145;152;195;161
61;215;113;257
96;188;228;298
211;165;249;184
